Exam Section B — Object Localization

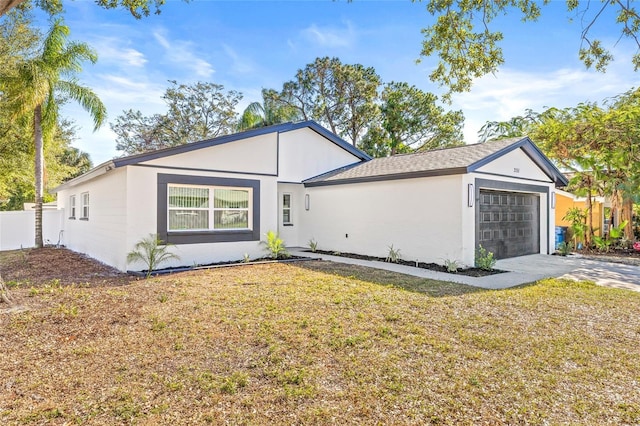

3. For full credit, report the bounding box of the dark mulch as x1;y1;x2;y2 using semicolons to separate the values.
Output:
309;250;504;277
134;255;310;276
0;247;136;287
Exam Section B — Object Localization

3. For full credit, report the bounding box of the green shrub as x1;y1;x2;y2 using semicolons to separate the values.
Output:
443;259;460;273
127;234;180;278
556;241;573;256
386;244;401;263
308;238;318;253
261;231;290;259
475;245;496;271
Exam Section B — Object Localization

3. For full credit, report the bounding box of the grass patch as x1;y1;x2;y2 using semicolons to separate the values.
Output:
1;258;639;424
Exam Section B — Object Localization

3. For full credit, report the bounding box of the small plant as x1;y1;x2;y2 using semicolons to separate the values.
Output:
261;231;290;259
308;238;318;253
563;207;587;248
556;241;573;256
127;234;180;279
386;244;401;263
593;235;612;252
242;253;251;263
475;245;496;271
443;259;460;273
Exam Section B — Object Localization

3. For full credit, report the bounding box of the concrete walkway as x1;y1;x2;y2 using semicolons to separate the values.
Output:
290;249;640;292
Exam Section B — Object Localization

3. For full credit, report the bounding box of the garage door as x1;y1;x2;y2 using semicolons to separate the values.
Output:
477;190;540;259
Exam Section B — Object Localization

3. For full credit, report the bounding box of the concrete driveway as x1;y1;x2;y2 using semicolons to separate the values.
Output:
290;249;640;292
495;254;640;292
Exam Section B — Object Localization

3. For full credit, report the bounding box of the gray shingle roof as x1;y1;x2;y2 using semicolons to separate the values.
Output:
304;137;568;187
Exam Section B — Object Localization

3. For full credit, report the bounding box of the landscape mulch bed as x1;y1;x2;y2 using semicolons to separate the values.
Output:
309;249;505;277
131;255;311;276
0;247;135;287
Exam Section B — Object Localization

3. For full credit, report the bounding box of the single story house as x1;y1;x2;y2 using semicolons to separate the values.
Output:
53;121;567;272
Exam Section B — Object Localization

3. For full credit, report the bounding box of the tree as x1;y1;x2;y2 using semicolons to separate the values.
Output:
419;1;640;99
1;0;180;19
359;82;464;156
477;109;539;143
0;19;106;247
533;88;640;241
237;88;300;131
269;57;381;145
112;80;241;155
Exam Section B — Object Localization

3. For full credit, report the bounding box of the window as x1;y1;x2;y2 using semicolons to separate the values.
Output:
282;193;292;225
69;195;76;219
157;174;260;245
168;184;251;231
80;192;89;220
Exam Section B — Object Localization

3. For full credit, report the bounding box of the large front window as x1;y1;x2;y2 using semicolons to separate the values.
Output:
168;185;251;231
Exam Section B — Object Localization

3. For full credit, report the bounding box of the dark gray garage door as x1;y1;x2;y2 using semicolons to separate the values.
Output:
477;190;540;259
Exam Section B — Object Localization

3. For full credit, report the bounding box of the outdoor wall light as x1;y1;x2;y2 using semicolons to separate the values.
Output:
551;191;556;209
467;183;474;207
305;194;310;211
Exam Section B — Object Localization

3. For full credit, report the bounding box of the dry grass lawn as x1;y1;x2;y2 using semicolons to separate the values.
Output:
1;249;640;425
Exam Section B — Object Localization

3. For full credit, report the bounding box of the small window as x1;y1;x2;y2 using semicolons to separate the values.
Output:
80;192;89;220
282;193;292;225
69;195;76;219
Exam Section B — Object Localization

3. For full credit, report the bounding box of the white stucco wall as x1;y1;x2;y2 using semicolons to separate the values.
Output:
0;210;64;250
476;148;551;182
278;128;363;182
141;133;278;175
277;183;305;247
302;175;466;265
57;167;129;269
123;166;279;271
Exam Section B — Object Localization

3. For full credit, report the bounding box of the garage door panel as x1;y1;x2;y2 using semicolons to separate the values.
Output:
477;190;540;259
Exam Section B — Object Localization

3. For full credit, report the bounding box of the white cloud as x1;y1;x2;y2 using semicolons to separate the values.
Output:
451;60;637;144
221;44;255;74
153;29;214;78
300;21;356;48
91;37;147;68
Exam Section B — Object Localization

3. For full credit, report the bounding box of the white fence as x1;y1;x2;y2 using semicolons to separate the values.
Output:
0;210;65;251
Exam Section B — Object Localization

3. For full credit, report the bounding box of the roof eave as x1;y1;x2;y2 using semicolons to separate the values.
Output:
51;160;116;193
468;137;568;187
304;167;468;187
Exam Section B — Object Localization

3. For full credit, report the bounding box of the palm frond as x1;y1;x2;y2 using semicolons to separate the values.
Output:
56;80;107;130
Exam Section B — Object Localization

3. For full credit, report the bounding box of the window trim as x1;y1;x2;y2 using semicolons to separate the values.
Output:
80;192;89;220
282;193;293;226
69;195;76;219
158;174;260;245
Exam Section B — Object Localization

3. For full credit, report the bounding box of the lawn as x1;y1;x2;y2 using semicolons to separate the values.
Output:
1;249;640;425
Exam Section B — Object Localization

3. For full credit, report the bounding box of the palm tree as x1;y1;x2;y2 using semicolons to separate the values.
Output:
0;19;106;247
237;89;300;131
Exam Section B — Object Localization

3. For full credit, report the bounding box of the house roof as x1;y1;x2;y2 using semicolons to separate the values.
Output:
304;137;568;187
53;121;371;192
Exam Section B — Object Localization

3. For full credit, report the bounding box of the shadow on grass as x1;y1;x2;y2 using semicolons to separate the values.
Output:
293;260;487;298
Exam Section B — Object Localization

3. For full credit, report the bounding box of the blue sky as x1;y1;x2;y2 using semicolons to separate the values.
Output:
28;0;639;164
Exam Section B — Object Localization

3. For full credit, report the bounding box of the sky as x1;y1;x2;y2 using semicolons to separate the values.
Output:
25;0;640;165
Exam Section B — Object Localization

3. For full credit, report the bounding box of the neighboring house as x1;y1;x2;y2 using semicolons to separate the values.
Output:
53;122;567;272
555;189;607;237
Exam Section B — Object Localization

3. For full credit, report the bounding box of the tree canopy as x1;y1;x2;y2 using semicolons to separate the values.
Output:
267;57;463;155
359;82;464;156
419;0;639;98
0;10;94;211
267;57;381;145
1;0;176;19
111;81;241;155
0;14;104;249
